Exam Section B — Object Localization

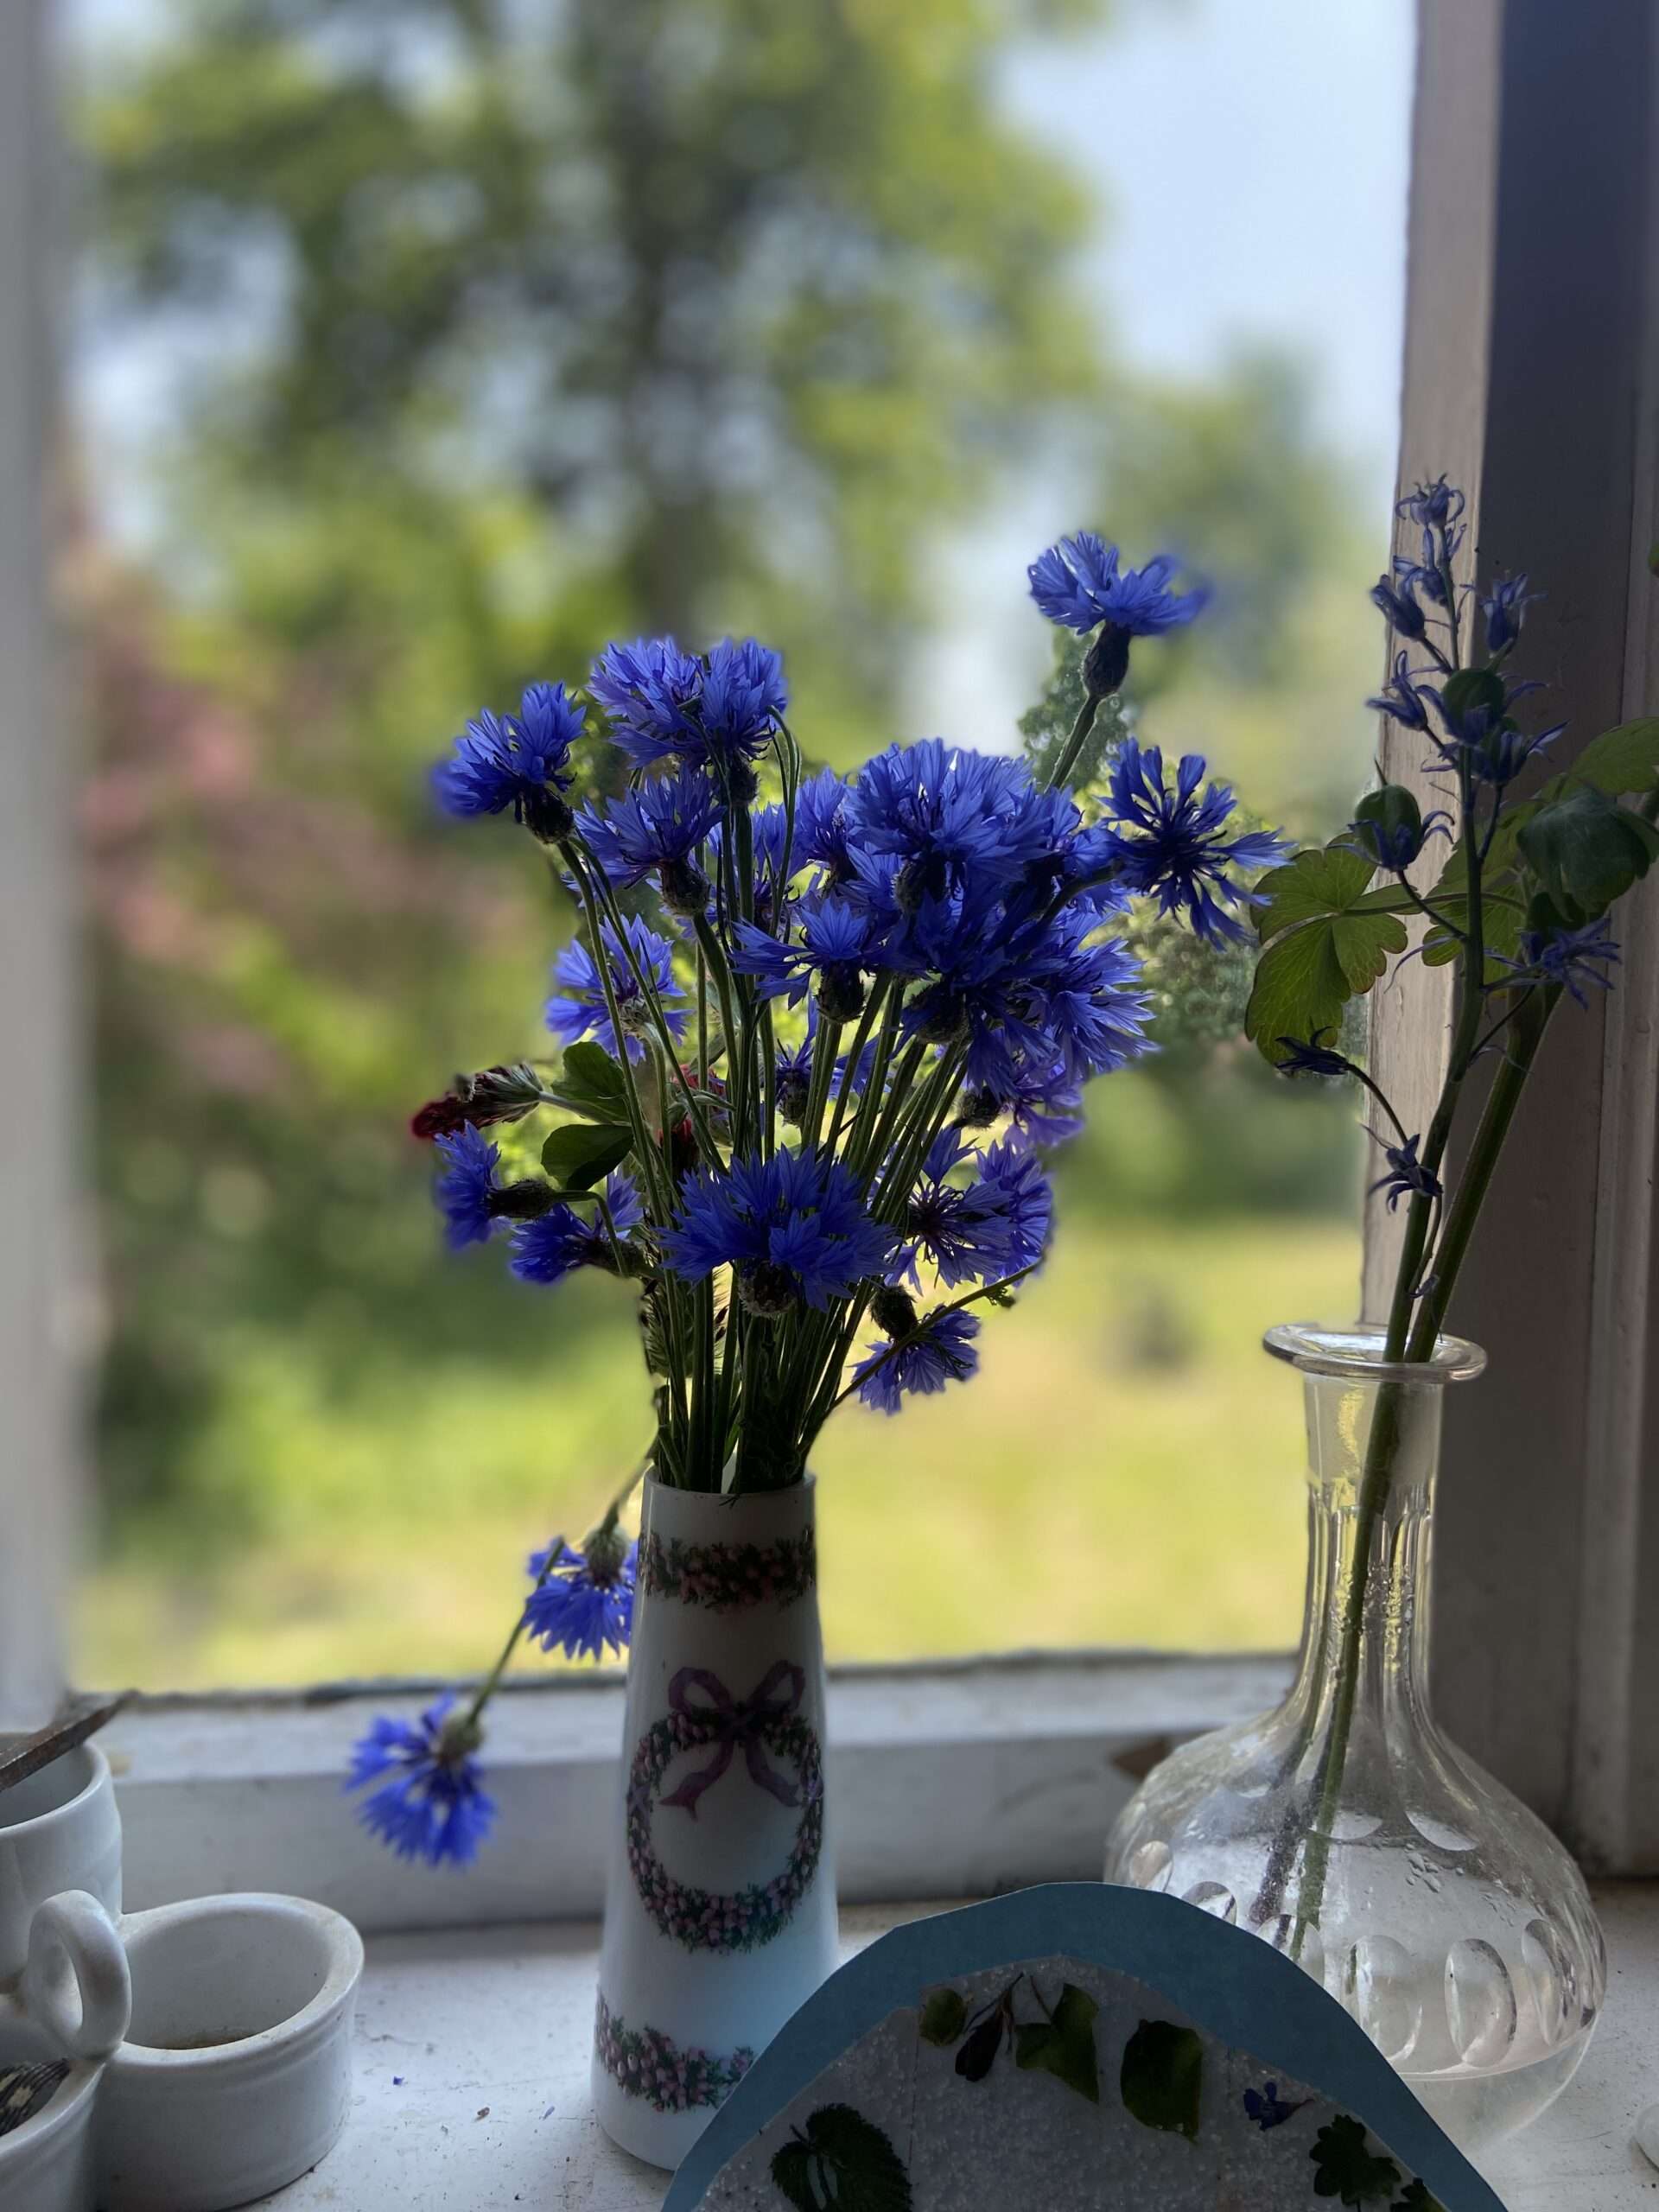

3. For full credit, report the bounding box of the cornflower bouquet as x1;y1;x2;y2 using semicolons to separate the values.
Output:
344;534;1285;1866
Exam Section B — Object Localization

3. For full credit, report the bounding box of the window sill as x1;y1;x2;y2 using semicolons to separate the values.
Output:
247;1885;1659;2209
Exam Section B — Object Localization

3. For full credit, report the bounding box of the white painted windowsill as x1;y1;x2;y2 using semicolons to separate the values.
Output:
250;1889;1659;2211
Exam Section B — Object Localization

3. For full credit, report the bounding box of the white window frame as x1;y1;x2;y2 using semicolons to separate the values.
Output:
7;0;1659;1918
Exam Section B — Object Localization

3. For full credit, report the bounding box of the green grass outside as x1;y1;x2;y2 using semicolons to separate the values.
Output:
77;1216;1357;1690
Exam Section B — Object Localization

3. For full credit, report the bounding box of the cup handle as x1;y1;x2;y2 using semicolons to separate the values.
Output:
24;1889;132;2060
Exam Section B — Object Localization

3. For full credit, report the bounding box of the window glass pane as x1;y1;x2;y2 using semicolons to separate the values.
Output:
69;0;1411;1688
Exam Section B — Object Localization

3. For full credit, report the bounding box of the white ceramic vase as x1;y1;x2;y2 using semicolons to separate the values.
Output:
592;1476;837;2170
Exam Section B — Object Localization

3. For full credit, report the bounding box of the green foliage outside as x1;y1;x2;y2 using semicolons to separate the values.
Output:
73;0;1374;1687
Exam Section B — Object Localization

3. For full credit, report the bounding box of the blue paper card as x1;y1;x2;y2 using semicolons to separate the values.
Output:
664;1885;1509;2210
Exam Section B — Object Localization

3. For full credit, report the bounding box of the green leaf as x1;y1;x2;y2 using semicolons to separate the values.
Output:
1245;842;1410;1065
538;1122;633;1189
771;2106;912;2212
1418;887;1528;972
1311;2115;1402;2205
1013;1983;1100;2105
1120;2018;1203;2141
1516;783;1659;921
557;1041;632;1119
918;1987;967;2047
1562;716;1659;801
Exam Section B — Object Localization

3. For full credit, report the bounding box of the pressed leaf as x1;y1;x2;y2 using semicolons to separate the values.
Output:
954;2007;1007;2083
1013;1982;1100;2105
538;1122;633;1189
771;2105;912;2212
918;1987;967;2047
1120;2018;1203;2141
1311;2115;1402;2205
1393;2184;1446;2212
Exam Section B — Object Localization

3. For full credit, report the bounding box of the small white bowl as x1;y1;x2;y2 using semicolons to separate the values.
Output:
0;2000;103;2212
98;1892;363;2212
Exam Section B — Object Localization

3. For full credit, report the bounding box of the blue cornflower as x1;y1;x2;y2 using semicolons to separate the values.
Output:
660;1147;896;1315
792;767;857;883
546;915;688;1062
523;1533;638;1660
1097;740;1290;946
1368;1131;1441;1213
432;683;584;838
855;1306;981;1415
1498;920;1620;1007
344;1694;495;1867
961;1059;1087;1145
589;635;786;774
1369;570;1427;642
1481;572;1538;655
898;1133;1052;1289
844;740;1052;911
731;895;887;1020
1367;652;1435;733
575;765;721;912
510;1172;642;1286
1243;2082;1304;2132
433;1124;505;1249
1027;532;1208;641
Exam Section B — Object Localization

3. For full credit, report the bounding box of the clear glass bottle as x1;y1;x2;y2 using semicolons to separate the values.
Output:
1105;1325;1605;2154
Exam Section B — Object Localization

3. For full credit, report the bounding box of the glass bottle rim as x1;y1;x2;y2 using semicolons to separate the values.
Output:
1263;1320;1487;1385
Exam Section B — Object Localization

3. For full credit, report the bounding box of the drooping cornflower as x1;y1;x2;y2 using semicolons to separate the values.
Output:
432;1124;505;1249
1368;1130;1441;1213
523;1529;638;1661
510;1172;642;1286
589;635;786;776
1097;740;1289;945
731;894;887;1021
546;914;688;1061
1027;533;1207;693
575;765;722;913
854;1294;981;1415
660;1147;896;1316
432;682;584;840
343;1694;494;1867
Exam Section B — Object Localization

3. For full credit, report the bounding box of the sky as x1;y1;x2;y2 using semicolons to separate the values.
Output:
71;0;1416;742
908;0;1416;742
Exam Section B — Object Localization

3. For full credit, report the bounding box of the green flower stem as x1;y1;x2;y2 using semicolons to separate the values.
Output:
576;846;717;1157
824;977;890;1155
1046;691;1102;793
799;1012;844;1157
693;912;746;1131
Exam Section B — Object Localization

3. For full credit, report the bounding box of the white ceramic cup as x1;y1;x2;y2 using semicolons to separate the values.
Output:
0;1999;105;2212
97;1891;364;2212
0;1748;123;1988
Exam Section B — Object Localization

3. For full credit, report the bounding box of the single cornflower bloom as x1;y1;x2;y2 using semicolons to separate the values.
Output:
660;1147;896;1316
1497;920;1621;1008
791;767;858;884
546;914;688;1062
1368;1130;1441;1213
589;636;786;775
854;1302;982;1415
1480;571;1538;655
510;1172;642;1286
523;1529;638;1660
432;1125;506;1249
958;1059;1087;1146
432;683;584;840
1027;531;1207;645
731;895;886;1021
844;740;1049;912
1097;739;1289;946
344;1695;494;1867
575;766;722;912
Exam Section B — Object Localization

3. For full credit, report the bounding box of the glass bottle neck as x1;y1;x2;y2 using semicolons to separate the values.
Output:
1284;1374;1444;1744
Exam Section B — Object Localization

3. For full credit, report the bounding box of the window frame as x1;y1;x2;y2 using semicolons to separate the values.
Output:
9;0;1659;1910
